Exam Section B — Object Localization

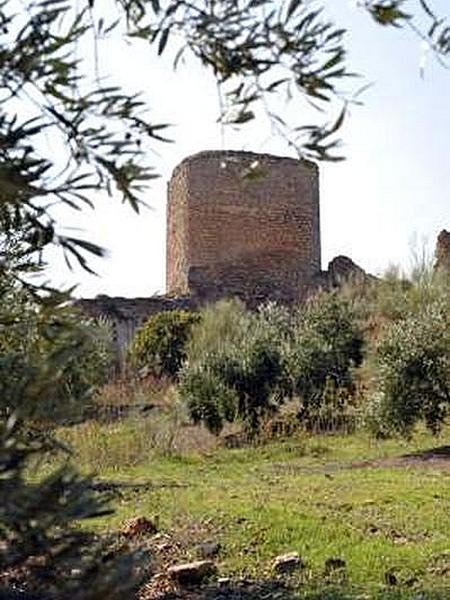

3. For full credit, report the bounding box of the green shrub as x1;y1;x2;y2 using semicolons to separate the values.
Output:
368;300;450;436
185;298;248;364
128;310;200;378
180;295;365;436
0;280;114;421
179;367;238;435
180;300;285;435
285;292;364;427
359;255;450;327
62;316;114;407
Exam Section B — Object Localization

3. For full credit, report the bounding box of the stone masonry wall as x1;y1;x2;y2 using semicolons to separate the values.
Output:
166;163;190;295
75;295;192;370
166;150;321;303
434;229;450;273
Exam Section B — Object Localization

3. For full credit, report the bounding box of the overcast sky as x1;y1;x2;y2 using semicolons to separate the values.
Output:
46;0;450;298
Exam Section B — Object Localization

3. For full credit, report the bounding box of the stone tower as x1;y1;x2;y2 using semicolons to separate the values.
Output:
166;150;321;303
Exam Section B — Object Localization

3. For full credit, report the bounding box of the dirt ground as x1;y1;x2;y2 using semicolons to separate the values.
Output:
351;445;450;471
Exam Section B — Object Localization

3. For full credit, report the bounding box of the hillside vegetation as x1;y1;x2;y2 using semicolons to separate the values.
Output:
2;263;450;599
59;422;450;599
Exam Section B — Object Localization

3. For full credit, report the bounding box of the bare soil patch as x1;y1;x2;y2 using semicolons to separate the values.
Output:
352;445;450;471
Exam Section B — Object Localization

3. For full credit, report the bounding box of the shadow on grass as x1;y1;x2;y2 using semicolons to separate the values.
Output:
401;445;450;461
153;580;450;599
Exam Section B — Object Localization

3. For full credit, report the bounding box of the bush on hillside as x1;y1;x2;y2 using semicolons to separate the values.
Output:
179;367;238;435
180;300;286;435
285;292;364;427
128;310;200;378
360;255;450;328
185;298;248;364
0;279;114;421
63;316;114;408
368;300;450;436
179;295;365;436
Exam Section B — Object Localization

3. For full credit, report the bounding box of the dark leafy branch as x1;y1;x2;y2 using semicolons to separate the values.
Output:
0;0;354;270
0;0;448;268
0;0;165;268
128;0;353;161
361;0;450;66
0;265;148;597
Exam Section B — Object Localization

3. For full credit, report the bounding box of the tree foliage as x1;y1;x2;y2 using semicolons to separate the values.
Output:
363;0;450;63
0;419;147;599
180;300;286;435
0;271;114;422
285;292;365;424
366;270;450;437
2;0;447;281
369;302;450;436
128;309;200;378
0;274;145;597
181;294;364;435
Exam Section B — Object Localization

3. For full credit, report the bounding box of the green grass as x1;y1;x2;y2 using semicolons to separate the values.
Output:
53;423;450;598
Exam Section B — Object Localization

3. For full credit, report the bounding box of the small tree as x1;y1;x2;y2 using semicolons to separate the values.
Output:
0;274;114;422
0;288;146;598
128;310;200;379
185;298;249;364
180;300;285;435
369;300;450;436
285;292;364;427
179;367;238;435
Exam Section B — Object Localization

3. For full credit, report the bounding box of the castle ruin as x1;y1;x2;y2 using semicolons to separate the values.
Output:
77;150;369;361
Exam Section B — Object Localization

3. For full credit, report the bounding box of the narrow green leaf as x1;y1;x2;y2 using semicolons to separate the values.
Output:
158;28;170;55
286;0;302;20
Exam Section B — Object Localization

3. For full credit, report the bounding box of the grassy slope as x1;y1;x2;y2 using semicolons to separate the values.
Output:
58;424;450;598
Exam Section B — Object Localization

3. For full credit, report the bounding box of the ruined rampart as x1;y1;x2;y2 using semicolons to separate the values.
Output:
75;295;192;368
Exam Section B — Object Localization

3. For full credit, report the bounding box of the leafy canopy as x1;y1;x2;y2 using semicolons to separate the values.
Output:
1;0;448;279
129;309;200;378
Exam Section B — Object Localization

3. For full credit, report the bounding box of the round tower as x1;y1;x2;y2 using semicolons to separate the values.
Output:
166;150;321;303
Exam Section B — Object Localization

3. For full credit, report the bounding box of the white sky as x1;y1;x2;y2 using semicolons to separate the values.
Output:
46;0;450;298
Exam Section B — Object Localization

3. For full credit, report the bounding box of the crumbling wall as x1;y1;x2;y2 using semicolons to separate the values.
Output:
75;295;192;370
434;229;450;273
166;150;321;303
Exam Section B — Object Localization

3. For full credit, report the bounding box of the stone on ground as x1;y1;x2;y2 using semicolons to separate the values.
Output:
272;552;304;574
167;560;217;585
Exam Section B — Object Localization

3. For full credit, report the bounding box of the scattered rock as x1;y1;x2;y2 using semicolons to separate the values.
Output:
167;560;217;585
434;229;450;273
327;255;366;287
324;557;346;573
272;552;304;574
384;569;398;586
196;540;221;559
121;516;158;538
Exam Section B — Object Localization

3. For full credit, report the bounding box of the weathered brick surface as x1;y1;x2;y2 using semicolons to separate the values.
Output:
167;150;321;303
